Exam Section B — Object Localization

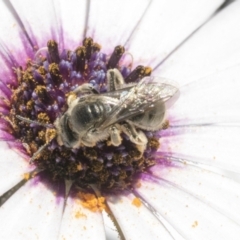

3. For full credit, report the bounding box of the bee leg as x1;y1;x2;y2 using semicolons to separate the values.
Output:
80;137;96;147
109;124;122;146
107;68;125;91
121;122;147;157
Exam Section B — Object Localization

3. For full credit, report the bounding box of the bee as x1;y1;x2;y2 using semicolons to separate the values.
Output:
16;68;179;162
54;68;179;156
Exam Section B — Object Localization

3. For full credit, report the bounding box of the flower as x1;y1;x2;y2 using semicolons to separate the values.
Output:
0;0;240;239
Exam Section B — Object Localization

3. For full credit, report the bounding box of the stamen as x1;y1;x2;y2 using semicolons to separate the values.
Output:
125;65;152;83
92;43;101;53
83;37;94;60
49;63;62;84
34;85;51;103
92;42;101;53
75;46;86;72
107;45;125;69
47;40;60;63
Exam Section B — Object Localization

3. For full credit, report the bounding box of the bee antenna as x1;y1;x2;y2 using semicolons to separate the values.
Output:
16;115;54;128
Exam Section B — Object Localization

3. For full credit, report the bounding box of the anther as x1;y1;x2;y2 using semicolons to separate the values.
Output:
92;43;101;53
49;63;62;84
107;45;125;69
47;40;60;63
83;37;94;60
75;47;86;72
125;66;152;83
34;85;51;103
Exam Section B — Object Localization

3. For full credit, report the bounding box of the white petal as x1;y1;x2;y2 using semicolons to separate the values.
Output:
86;0;151;54
0;141;31;196
7;0;60;48
160;126;240;173
155;1;240;86
0;0;35;64
167;65;240;125
151;162;240;224
0;176;64;240
57;0;88;48
0;49;14;82
102;211;120;240
107;193;173;239
126;0;224;70
136;178;240;239
58;191;106;240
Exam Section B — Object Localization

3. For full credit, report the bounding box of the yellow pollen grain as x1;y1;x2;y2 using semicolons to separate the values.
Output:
144;66;152;76
132;197;142;207
26;100;34;110
38;130;45;141
49;63;60;75
77;192;106;212
135;181;142;188
162;120;170;130
38;66;47;75
45;129;57;143
23;173;30;180
37;112;50;123
192;221;198;228
66;92;77;101
75;211;87;219
77;164;83;171
1;98;10;106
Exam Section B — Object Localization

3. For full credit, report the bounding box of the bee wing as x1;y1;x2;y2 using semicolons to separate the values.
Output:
96;76;179;130
99;83;137;99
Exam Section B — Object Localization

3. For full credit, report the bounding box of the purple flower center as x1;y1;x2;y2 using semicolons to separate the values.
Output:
3;38;168;193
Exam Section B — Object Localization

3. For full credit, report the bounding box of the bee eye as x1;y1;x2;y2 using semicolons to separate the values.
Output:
60;115;79;148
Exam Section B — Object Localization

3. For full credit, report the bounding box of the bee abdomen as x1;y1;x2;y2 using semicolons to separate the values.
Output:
71;102;105;131
130;102;166;131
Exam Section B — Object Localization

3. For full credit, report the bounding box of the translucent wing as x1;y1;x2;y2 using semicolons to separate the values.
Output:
95;76;179;130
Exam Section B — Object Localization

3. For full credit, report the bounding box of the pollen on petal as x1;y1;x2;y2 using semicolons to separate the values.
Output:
75;210;87;219
23;172;30;180
77;192;107;212
192;221;199;228
132;197;142;208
